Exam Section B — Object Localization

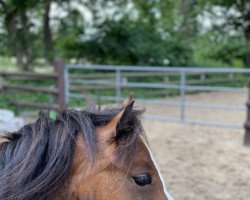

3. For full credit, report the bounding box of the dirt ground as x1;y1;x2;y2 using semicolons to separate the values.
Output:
2;91;249;199
141;92;250;200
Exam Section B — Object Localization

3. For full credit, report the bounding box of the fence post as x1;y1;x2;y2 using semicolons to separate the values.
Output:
115;69;121;104
64;65;69;105
180;70;186;122
53;59;66;112
244;81;250;146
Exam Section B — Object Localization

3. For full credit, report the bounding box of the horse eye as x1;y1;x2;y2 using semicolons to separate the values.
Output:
132;173;152;186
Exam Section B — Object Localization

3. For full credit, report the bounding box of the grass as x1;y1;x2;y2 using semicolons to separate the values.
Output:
0;57;18;71
0;56;53;73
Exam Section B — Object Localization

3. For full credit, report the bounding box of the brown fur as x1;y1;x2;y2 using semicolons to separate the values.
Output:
50;99;169;200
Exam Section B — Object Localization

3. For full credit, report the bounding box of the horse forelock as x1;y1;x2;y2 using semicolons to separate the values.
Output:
0;110;94;200
0;105;144;200
0;132;18;145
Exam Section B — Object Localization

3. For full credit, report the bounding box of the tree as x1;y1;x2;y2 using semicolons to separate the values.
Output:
0;0;248;68
55;8;85;60
43;0;54;62
0;0;38;70
42;0;71;62
134;0;201;66
199;0;250;67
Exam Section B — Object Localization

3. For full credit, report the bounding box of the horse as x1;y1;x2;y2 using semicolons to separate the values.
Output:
0;97;173;200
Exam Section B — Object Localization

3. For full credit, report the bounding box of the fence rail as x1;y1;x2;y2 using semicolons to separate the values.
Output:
66;64;250;73
0;72;57;79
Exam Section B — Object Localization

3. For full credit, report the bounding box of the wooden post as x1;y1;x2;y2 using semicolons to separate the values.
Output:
244;80;250;146
53;59;66;112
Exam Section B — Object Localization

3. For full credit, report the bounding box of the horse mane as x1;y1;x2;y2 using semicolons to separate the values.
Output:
0;105;144;200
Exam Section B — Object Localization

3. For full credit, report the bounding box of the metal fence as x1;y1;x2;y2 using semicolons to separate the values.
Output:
65;64;250;129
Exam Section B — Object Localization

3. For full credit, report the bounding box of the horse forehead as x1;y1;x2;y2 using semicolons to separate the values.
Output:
135;138;153;162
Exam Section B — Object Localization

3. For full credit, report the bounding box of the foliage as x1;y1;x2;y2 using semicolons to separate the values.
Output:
193;31;247;67
0;0;249;68
55;8;85;59
79;17;166;65
198;0;250;67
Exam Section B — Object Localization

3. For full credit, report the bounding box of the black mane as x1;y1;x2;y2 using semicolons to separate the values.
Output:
0;106;144;200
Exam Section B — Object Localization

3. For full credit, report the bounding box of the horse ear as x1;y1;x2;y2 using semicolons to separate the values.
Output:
97;99;134;142
122;95;133;108
96;101;136;163
96;109;125;142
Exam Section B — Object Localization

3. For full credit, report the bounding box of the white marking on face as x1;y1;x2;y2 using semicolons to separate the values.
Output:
145;143;174;200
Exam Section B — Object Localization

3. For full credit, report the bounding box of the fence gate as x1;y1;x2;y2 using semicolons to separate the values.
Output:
65;64;250;129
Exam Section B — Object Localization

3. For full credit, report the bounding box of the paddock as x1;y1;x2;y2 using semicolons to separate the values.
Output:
1;63;250;200
2;91;248;199
143;91;249;200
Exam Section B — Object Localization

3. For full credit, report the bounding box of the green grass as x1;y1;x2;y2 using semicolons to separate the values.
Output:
0;56;53;72
0;57;18;71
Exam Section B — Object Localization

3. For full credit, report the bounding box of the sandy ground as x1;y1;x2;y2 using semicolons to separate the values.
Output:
141;92;250;200
1;91;249;199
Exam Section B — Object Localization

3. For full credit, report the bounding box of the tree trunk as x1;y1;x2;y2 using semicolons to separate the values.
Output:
43;1;54;62
179;0;198;66
179;0;198;36
5;9;24;69
20;10;33;70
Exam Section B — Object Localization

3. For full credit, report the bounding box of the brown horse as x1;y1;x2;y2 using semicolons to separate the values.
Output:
0;97;173;200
